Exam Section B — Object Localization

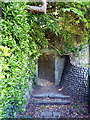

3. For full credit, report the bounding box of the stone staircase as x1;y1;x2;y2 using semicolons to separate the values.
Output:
23;93;71;118
31;93;70;105
23;83;71;118
18;82;88;118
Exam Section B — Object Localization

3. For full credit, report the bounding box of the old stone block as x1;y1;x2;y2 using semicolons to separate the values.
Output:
49;94;70;99
52;112;61;117
41;111;52;118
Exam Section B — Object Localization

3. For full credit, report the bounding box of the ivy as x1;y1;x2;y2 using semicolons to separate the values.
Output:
0;2;48;118
0;1;89;118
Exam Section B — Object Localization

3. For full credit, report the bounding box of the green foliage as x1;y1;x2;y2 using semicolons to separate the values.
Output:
0;1;89;118
0;2;48;118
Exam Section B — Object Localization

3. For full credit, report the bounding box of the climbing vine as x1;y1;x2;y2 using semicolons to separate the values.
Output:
0;2;48;118
0;1;89;118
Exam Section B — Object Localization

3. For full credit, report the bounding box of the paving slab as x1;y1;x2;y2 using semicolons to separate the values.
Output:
52;111;61;117
41;111;52;118
49;94;70;99
31;100;70;105
32;93;70;99
32;94;49;98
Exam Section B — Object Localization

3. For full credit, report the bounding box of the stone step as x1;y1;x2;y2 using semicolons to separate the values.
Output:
30;100;70;105
40;111;61;118
31;93;70;99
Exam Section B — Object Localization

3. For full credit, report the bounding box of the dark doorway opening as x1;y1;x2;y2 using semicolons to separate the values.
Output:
38;53;55;83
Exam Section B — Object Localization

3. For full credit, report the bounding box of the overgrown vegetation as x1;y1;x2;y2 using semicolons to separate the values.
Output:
0;1;89;118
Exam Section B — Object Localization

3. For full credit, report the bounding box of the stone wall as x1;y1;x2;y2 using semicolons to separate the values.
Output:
23;80;33;108
70;44;89;67
60;56;88;103
55;56;65;85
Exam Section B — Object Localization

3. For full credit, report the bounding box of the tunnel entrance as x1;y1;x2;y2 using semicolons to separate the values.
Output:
35;52;65;86
38;53;55;86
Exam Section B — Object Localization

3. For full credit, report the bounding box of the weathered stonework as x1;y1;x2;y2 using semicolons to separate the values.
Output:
35;52;65;86
55;56;65;85
60;56;88;102
70;44;89;67
23;80;33;108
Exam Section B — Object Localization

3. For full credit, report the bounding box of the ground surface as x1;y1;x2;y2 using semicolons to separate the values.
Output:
17;79;89;118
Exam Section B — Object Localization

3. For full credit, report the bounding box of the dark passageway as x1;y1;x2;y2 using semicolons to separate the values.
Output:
38;53;55;83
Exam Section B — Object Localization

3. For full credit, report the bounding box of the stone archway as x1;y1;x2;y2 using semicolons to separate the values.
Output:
35;51;65;86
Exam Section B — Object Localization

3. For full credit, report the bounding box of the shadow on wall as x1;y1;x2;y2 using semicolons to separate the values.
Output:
60;55;88;103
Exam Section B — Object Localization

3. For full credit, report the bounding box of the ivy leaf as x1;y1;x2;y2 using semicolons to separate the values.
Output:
62;8;70;12
70;7;85;17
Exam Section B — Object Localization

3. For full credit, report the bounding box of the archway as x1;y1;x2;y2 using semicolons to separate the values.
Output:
38;53;55;86
35;51;65;86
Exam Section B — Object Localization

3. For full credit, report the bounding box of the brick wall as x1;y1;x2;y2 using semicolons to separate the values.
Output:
60;56;88;102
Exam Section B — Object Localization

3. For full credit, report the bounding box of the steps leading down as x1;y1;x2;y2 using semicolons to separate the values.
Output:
30;93;70;105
